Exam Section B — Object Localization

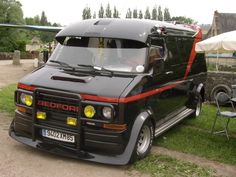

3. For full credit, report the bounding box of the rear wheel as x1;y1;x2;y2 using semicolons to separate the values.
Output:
131;120;154;162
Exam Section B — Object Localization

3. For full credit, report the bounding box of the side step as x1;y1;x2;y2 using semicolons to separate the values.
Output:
155;108;194;137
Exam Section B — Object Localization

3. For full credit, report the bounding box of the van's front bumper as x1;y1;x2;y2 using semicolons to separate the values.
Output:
9;111;134;165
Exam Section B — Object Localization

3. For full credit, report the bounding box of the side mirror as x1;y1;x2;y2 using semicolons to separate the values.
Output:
153;58;164;74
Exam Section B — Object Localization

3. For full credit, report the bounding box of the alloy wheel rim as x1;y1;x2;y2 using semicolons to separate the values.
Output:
195;99;201;117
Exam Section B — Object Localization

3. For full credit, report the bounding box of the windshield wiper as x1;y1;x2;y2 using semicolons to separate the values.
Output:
93;66;113;76
50;60;75;70
77;64;113;75
77;64;94;69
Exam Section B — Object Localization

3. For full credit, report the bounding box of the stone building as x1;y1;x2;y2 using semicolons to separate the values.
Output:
204;11;236;101
206;10;236;38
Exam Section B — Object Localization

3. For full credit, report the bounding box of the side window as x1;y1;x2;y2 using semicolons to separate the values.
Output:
148;38;167;74
150;38;166;58
165;37;179;65
176;37;194;63
148;46;164;74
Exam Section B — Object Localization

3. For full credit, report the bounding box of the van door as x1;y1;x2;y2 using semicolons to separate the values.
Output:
164;36;192;110
146;37;183;122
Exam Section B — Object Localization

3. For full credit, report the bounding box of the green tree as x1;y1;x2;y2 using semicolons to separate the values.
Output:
113;6;119;18
39;11;55;43
0;0;26;52
25;17;35;25
105;3;112;18
93;11;96;19
138;10;143;19
82;6;92;20
171;16;195;24
144;7;151;19
126;8;132;18
164;8;171;21
98;4;104;18
158;6;163;21
133;9;138;18
152;6;158;20
40;11;48;25
34;15;40;24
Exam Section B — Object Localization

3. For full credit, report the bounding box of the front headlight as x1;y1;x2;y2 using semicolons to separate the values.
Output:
102;107;113;119
84;105;96;118
20;93;33;106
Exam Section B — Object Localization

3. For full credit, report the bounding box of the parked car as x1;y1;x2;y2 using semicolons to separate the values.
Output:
9;19;207;165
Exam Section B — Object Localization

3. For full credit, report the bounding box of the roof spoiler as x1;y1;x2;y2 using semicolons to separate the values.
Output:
170;21;202;39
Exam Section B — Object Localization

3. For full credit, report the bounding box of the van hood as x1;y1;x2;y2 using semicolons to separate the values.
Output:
19;66;134;98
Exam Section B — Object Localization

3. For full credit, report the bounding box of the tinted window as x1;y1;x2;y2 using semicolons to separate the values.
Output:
165;37;179;65
176;37;194;63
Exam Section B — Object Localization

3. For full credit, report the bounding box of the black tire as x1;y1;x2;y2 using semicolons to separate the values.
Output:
193;95;202;118
130;119;154;162
210;84;231;103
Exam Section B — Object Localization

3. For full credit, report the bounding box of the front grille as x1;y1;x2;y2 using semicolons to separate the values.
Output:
35;89;81;130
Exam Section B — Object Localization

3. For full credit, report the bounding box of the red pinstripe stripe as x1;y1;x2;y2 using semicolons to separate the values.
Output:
80;94;119;103
183;30;202;80
17;83;36;91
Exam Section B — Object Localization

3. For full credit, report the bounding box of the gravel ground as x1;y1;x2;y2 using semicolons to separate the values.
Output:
0;60;34;89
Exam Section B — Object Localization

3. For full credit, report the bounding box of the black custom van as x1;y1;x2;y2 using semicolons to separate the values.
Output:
10;19;207;165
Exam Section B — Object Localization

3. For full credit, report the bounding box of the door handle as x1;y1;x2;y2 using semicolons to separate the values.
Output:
165;71;173;75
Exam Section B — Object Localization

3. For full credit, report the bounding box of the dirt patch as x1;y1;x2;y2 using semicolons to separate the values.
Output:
0;62;34;89
152;146;236;177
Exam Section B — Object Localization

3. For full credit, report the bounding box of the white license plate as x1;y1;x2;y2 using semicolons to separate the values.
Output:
42;129;75;143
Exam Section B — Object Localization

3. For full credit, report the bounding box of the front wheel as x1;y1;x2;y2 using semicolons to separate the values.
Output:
131;120;154;162
193;95;202;118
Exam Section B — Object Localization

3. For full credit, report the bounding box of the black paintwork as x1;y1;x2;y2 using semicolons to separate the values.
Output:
9;19;207;165
56;19;195;43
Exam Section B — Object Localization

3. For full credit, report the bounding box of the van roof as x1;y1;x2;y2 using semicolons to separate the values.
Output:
56;18;196;43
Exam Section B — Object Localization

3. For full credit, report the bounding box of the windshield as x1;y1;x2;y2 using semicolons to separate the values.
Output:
49;37;148;73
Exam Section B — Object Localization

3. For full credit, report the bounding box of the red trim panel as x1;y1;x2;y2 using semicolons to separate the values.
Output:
80;94;119;103
81;81;184;103
17;83;36;91
119;82;178;103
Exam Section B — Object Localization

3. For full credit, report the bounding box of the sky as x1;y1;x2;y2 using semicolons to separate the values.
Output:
19;0;236;25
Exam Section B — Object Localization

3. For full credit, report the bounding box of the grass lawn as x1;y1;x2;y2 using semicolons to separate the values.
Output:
0;84;16;115
154;104;236;165
132;154;215;177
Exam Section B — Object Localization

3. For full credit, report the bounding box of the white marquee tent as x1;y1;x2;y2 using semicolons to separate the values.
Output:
195;30;236;70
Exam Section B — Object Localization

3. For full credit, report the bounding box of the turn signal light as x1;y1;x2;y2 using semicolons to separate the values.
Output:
17;106;26;113
103;124;127;131
36;111;46;120
67;117;77;126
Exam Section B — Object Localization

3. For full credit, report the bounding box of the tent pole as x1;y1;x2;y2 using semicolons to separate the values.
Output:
216;50;219;71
